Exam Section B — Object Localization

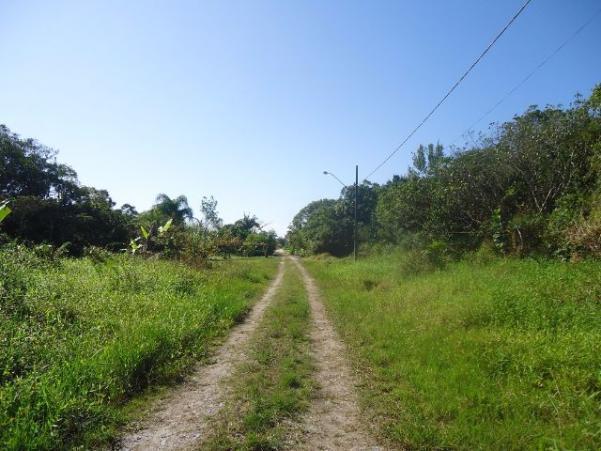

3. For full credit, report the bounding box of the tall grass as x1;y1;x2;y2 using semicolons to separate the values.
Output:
305;252;601;450
0;245;278;449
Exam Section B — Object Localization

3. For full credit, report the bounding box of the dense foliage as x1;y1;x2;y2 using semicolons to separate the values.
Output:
288;85;601;259
0;245;277;449
0;125;282;449
0;126;131;254
0;127;278;258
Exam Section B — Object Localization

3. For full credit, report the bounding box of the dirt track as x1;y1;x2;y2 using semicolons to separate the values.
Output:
118;260;285;450
118;256;379;450
290;257;380;451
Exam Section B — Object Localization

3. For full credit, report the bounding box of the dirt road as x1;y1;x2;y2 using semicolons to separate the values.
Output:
290;257;379;451
119;261;285;450
118;256;379;450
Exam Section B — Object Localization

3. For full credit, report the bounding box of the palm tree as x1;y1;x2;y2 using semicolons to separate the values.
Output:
153;194;193;225
232;214;261;239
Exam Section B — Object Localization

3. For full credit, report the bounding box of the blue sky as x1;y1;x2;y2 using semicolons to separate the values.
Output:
1;0;600;235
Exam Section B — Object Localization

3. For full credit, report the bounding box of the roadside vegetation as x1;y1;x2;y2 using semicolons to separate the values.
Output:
0;123;278;260
0;245;277;449
288;85;601;261
290;86;601;449
205;261;313;450
0;116;285;450
305;252;601;449
0;120;285;448
2;69;600;450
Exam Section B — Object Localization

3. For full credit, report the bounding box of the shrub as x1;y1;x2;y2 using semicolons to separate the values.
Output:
241;231;277;257
464;241;498;265
177;229;213;268
565;203;601;258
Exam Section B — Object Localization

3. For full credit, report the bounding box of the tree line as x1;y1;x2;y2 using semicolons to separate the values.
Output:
287;84;601;260
0;125;277;261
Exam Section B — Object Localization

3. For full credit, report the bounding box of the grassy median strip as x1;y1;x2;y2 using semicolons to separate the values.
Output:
0;246;278;450
204;261;312;450
305;253;601;450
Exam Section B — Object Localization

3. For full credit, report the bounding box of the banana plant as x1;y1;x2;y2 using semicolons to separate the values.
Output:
129;218;173;254
0;202;11;224
129;237;143;254
140;226;150;240
158;218;173;235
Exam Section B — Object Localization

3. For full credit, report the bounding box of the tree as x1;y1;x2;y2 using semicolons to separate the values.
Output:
214;229;243;258
375;174;433;243
229;214;260;239
411;143;445;176
242;231;277;256
0;125;78;201
287;199;353;256
291;85;601;258
152;194;193;225
120;203;138;217
0;125;132;253
339;181;380;243
200;196;222;230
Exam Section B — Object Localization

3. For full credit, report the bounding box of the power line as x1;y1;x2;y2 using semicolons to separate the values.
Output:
455;6;601;146
365;0;533;180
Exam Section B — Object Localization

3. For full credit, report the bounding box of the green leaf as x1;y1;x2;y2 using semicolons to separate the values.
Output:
140;226;150;240
0;203;12;223
129;238;142;253
159;218;173;235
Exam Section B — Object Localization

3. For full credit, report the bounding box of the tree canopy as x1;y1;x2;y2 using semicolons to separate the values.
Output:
0;126;278;258
288;85;601;259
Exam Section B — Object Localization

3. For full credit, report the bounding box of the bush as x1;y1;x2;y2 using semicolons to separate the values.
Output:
177;229;213;268
400;250;441;276
565;204;601;258
464;241;498;265
84;245;112;263
241;231;277;257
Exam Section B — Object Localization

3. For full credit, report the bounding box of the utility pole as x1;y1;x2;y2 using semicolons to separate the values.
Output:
354;164;358;263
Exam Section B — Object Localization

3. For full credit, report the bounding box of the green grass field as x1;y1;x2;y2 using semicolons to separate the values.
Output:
205;260;313;450
305;252;601;450
0;245;278;450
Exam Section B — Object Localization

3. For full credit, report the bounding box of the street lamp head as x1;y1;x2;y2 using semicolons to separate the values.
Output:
323;170;346;188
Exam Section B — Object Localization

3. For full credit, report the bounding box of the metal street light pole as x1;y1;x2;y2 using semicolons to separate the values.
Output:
354;164;358;263
322;167;359;262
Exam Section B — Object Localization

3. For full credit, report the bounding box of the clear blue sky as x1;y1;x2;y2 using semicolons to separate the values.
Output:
1;0;600;235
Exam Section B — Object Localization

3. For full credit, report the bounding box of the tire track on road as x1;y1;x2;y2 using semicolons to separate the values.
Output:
118;260;286;451
290;257;381;451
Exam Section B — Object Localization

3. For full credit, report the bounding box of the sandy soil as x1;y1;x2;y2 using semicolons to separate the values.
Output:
117;259;285;451
290;257;381;451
